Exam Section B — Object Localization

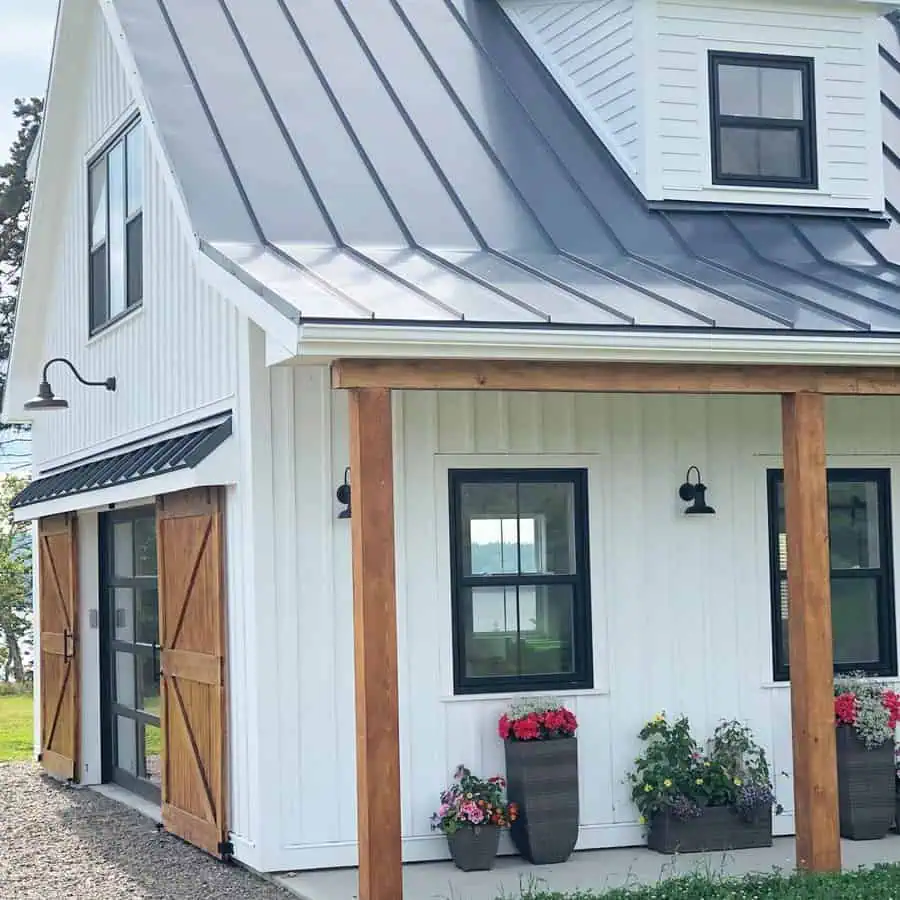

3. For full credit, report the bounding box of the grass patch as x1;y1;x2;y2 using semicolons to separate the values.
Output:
511;866;900;899
0;692;33;762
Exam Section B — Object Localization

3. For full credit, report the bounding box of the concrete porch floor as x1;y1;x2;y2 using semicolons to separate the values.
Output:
274;835;900;900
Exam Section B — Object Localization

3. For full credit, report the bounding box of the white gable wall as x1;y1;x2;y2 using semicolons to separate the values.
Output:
656;0;883;209
29;5;239;474
503;0;642;183
502;0;885;210
251;367;900;871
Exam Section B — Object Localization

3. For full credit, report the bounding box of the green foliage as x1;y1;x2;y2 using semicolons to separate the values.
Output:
0;692;32;761
510;865;900;899
627;714;778;824
0;473;31;683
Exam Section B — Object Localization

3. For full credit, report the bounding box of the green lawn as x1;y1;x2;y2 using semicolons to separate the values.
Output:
0;693;33;762
513;866;900;900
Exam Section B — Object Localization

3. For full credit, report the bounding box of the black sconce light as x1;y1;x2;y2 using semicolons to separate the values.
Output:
678;466;715;516
24;357;117;411
336;467;351;519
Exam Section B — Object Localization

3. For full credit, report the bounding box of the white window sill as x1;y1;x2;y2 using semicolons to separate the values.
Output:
762;675;899;690
87;303;144;345
440;687;610;703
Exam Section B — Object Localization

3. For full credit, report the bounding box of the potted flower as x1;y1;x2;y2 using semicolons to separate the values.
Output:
627;714;780;854
498;698;579;864
431;765;517;871
834;674;900;840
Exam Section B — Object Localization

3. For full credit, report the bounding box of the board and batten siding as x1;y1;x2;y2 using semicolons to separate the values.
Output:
255;369;900;871
655;0;884;209
502;0;642;180
30;5;239;474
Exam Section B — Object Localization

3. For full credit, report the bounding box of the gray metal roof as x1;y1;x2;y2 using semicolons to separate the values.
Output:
113;0;900;332
11;415;232;509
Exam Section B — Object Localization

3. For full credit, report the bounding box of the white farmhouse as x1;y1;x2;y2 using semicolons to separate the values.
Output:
8;0;900;896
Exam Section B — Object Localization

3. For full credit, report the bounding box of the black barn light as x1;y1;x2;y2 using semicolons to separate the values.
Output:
336;466;351;519
24;357;117;411
678;466;715;515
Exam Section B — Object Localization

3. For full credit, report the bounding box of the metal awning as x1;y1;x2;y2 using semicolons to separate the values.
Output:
13;415;232;509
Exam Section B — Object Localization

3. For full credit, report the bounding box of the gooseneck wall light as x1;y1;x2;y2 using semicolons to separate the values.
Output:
24;357;117;411
678;466;716;516
336;466;352;519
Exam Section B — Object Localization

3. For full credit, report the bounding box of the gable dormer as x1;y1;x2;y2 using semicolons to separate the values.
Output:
502;0;894;211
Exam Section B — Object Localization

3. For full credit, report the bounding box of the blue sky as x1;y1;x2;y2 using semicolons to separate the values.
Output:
0;0;57;153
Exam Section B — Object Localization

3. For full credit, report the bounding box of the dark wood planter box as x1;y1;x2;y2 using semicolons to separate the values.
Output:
836;725;895;841
895;790;900;834
647;806;773;854
446;825;500;871
505;737;579;865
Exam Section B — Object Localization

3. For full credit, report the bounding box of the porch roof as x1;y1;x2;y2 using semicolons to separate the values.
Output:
112;1;900;333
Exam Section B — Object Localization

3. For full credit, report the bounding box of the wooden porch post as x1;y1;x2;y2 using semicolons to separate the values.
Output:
348;387;403;900
781;393;840;872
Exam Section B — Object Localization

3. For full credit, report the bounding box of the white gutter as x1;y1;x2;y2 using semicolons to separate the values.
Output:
294;323;900;367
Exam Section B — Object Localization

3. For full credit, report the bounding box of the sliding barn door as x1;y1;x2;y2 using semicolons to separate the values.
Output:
157;488;229;857
38;515;79;781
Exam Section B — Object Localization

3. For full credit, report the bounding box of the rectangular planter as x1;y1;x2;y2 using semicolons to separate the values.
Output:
836;725;895;841
505;737;579;864
647;806;773;855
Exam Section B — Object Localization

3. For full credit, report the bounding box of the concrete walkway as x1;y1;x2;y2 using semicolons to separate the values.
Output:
275;835;900;900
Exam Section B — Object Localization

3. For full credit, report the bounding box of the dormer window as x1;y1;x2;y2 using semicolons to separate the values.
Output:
709;52;817;190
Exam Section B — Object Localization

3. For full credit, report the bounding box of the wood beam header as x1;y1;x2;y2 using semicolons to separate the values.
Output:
332;358;900;395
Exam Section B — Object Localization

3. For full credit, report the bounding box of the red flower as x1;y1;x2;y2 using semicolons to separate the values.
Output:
835;692;857;726
498;715;512;741
883;690;900;730
512;716;541;741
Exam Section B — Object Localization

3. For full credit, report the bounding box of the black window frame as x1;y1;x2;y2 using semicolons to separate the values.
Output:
767;468;897;682
88;116;143;335
448;468;593;696
708;51;817;190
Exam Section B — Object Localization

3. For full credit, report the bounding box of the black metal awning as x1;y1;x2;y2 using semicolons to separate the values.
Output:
12;415;232;509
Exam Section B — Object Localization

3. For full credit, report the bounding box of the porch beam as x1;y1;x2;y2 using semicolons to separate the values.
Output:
348;387;403;900
333;358;900;395
781;392;840;873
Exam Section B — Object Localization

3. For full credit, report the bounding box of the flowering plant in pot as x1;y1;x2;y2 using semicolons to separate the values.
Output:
627;713;780;854
498;698;579;864
431;765;517;871
834;674;900;840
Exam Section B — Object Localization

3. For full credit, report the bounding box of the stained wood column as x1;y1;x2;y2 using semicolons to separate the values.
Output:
348;388;403;900
781;393;840;872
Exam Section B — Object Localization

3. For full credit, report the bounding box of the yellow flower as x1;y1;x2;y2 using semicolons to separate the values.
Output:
663;779;673;788
704;762;711;768
652;712;665;723
734;778;743;786
695;778;704;785
644;784;653;793
638;816;647;825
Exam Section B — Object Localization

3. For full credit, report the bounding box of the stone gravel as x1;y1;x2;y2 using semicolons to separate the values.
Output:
0;762;296;900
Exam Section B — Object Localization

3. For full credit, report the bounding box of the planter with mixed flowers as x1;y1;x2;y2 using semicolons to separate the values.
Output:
627;714;780;854
431;765;518;871
498;698;579;864
834;675;900;840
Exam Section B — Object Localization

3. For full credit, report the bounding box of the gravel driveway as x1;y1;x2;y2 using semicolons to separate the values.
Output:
0;763;295;900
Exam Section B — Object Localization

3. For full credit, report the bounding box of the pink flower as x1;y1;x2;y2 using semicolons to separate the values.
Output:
460;801;484;824
437;803;449;818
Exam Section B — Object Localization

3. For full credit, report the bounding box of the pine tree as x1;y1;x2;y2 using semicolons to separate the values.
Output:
0;97;42;392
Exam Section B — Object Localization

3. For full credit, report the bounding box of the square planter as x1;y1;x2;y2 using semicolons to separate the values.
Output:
836;725;895;841
647;806;773;854
505;737;579;864
446;825;500;872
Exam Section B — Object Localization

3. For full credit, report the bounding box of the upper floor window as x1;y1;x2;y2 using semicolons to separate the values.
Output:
449;469;593;695
90;119;143;332
709;52;816;189
768;469;897;682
